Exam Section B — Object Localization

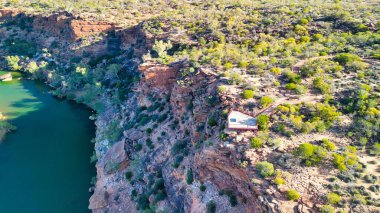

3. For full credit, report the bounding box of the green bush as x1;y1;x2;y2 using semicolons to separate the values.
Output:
256;161;274;178
285;83;297;90
294;143;327;166
228;72;243;85
125;171;133;181
270;67;281;75
273;177;285;185
257;114;269;131
320;205;335;213
206;200;216;213
327;192;341;204
286;189;300;201
242;90;254;99
186;169;194;184
334;53;361;65
250;137;263;148
5;56;22;71
217;85;227;94
321;139;335;151
260;96;273;108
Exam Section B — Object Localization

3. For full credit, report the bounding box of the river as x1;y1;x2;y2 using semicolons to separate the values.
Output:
0;72;95;213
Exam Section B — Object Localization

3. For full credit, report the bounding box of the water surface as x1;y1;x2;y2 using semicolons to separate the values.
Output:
0;73;95;213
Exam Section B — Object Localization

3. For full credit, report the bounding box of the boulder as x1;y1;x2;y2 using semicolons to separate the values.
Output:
103;141;128;174
89;188;108;210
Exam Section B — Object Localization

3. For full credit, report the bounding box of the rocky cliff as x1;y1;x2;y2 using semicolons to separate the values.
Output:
0;9;274;213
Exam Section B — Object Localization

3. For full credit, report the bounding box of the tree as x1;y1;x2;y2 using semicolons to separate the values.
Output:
25;61;39;74
5;56;22;71
242;90;254;99
256;161;274;177
257;114;269;131
286;189;300;201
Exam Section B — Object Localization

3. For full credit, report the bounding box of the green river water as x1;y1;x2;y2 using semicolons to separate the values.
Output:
0;72;95;213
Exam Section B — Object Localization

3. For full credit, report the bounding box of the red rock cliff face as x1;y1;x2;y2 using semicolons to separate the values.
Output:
138;63;178;94
194;148;265;212
0;9;115;41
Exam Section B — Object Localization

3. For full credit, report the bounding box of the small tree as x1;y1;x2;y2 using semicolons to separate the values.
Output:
5;55;22;71
286;189;300;201
257;114;269;131
256;161;274;177
25;61;39;74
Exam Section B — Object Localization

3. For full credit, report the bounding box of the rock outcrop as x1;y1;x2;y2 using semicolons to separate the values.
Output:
0;9;115;41
0;72;12;81
139;63;178;94
194;148;265;212
89;188;109;210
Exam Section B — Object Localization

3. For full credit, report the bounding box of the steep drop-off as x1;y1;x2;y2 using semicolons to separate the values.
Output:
0;9;275;213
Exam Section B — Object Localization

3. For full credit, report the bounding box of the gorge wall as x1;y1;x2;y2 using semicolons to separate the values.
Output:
0;9;273;213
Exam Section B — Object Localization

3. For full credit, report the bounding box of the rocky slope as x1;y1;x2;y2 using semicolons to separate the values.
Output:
0;9;277;213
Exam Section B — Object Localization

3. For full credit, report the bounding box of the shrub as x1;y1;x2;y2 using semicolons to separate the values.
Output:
228;72;243;85
313;77;331;94
321;139;335;151
256;161;275;177
294;143;327;165
285;83;297;90
320;205;335;213
250;137;263;148
200;184;206;192
186;169;194;184
332;153;347;171
327;192;341;204
125;171;133;181
334;53;361;65
273;177;285;185
257;114;269;131
5;55;22;71
137;194;150;210
25;61;39;74
217;85;227;93
206;200;216;213
242;90;254;99
238;61;249;68
299;18;309;25
224;62;234;70
286;189;300;201
270;67;281;75
208;117;217;127
260;96;273;108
